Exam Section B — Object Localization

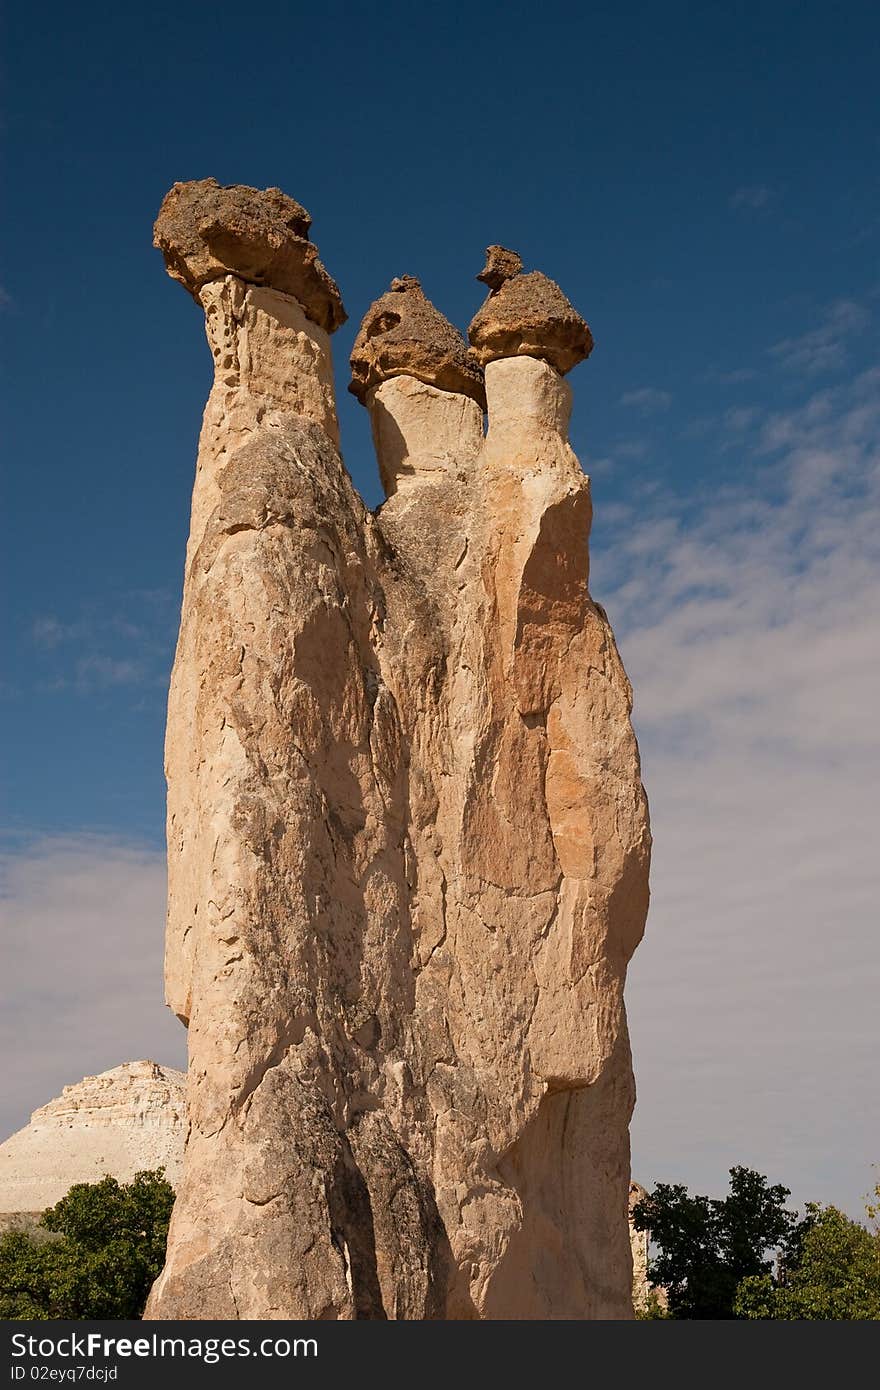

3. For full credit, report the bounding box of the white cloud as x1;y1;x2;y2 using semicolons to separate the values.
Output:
0;836;185;1141
769;299;870;377
680;415;716;439
74;655;145;690
594;364;880;1216
613;438;651;460
31;617;67;649
722;406;760;435
619;387;672;413
730;184;776;210
25;595;176;701
708;367;758;385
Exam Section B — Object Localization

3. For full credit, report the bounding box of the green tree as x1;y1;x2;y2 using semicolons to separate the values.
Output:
0;1169;174;1320
865;1171;880;1229
734;1203;880;1320
634;1289;671;1320
632;1166;796;1319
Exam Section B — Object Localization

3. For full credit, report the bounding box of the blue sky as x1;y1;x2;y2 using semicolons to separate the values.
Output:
2;2;879;1218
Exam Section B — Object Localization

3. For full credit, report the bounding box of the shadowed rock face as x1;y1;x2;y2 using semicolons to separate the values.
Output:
146;180;650;1321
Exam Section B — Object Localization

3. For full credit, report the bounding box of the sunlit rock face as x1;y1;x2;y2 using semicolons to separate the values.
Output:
146;187;650;1321
0;1062;186;1223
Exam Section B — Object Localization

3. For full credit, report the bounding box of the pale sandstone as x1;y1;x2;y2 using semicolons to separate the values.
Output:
629;1181;651;1311
628;1181;668;1313
146;181;650;1320
0;1063;186;1216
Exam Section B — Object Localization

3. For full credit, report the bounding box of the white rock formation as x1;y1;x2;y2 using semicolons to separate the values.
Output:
0;1062;186;1216
145;185;651;1320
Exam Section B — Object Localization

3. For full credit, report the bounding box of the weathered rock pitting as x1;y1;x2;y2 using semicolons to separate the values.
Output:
468;246;594;374
153;179;346;332
349;275;485;406
146;180;650;1320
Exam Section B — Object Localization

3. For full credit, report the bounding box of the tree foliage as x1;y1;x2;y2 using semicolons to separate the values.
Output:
865;1171;880;1229
634;1289;671;1319
734;1203;880;1320
0;1169;174;1320
632;1166;797;1318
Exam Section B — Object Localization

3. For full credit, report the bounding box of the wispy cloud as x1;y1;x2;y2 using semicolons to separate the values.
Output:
31;616;67;649
595;363;880;1215
585;455;615;477
74;656;145;691
619;387;672;414
0;835;184;1141
613;438;651;460
730;184;776;210
26;593;176;700
680;415;716;439
721;405;761;435
705;366;758;385
769;298;870;377
31;613;147;649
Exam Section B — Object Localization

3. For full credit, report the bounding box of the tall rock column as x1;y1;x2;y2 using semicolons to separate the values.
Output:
149;180;415;1319
147;189;650;1321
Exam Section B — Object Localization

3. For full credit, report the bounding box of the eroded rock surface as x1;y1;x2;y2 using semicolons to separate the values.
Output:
154;179;346;332
349;275;485;406
476;243;524;291
146;181;650;1321
468;248;594;374
0;1063;186;1216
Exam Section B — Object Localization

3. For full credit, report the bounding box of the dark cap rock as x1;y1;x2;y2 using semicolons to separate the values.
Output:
468;252;593;375
153;179;346;333
349;276;485;407
476;245;524;292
